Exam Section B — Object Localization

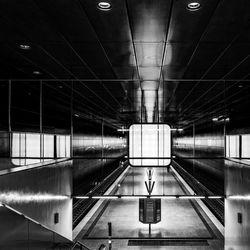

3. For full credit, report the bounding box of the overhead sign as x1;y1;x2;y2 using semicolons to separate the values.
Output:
139;198;161;224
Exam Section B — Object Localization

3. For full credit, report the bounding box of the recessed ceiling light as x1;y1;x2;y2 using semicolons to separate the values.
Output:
97;1;112;11
33;71;41;75
19;44;31;50
187;2;201;11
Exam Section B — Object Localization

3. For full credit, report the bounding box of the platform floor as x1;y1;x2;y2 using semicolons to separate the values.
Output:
78;167;224;249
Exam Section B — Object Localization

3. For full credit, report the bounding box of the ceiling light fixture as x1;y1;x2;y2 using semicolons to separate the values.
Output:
187;2;201;11
97;1;112;11
33;71;41;75
19;44;31;50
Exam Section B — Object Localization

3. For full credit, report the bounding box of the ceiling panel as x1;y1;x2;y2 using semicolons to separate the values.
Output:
135;42;164;67
139;67;161;81
127;0;172;42
80;0;132;42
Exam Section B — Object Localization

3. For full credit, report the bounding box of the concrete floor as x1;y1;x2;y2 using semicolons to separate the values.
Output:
78;167;224;249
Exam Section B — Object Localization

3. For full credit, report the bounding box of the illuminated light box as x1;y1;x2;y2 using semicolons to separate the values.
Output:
129;124;171;166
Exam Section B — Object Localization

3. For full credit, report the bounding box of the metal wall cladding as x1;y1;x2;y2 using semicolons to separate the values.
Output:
72;134;126;180
0;206;71;249
173;131;225;190
0;160;73;240
225;159;250;250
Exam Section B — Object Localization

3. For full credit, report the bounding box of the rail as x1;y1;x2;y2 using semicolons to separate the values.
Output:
172;160;224;224
73;161;128;228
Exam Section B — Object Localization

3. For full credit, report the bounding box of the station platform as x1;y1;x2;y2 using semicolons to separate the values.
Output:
76;167;224;249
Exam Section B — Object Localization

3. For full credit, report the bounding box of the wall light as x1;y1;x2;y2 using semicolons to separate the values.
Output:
171;128;184;132
187;2;201;11
97;2;112;11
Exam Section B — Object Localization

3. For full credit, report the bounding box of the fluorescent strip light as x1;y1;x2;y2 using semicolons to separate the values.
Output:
228;195;250;200
153;196;176;199
208;196;223;199
74;196;89;199
171;128;184;132
117;128;129;132
92;196;118;199
179;196;205;199
121;196;147;199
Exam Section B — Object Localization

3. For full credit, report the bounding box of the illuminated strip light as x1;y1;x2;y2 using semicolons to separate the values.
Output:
179;196;205;199
74;196;89;199
117;128;129;132
153;196;176;199
121;196;147;199
171;128;184;132
228;195;250;200
0;192;69;203
208;196;223;199
92;196;118;199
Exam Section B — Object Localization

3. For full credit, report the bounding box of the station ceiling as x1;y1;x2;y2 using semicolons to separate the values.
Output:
1;0;250;128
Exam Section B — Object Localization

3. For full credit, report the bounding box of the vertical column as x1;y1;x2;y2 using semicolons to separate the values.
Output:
70;81;73;158
40;81;43;162
8;80;12;157
101;119;104;180
192;123;195;176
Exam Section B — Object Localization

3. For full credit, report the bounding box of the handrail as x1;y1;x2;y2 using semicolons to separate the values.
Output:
70;241;91;250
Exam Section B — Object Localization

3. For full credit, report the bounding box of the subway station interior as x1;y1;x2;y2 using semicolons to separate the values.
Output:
1;0;250;249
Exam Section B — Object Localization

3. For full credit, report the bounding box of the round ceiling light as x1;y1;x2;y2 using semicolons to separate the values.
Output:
33;71;41;75
187;2;201;11
97;1;112;11
19;44;31;50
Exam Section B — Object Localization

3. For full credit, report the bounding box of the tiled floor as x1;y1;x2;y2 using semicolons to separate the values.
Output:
78;167;224;249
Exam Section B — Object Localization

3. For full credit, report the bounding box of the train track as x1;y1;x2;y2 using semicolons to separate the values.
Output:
73;161;128;228
172;160;224;225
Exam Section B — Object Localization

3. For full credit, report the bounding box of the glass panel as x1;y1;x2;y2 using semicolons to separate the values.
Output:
65;136;70;157
129;124;171;166
20;133;26;165
11;133;20;165
242;135;250;159
44;134;54;159
57;135;66;158
226;135;240;158
26;133;40;165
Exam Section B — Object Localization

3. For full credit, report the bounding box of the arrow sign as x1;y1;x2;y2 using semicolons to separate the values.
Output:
145;180;155;195
146;168;154;181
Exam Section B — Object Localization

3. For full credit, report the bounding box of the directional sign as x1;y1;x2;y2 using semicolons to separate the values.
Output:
139;198;161;224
